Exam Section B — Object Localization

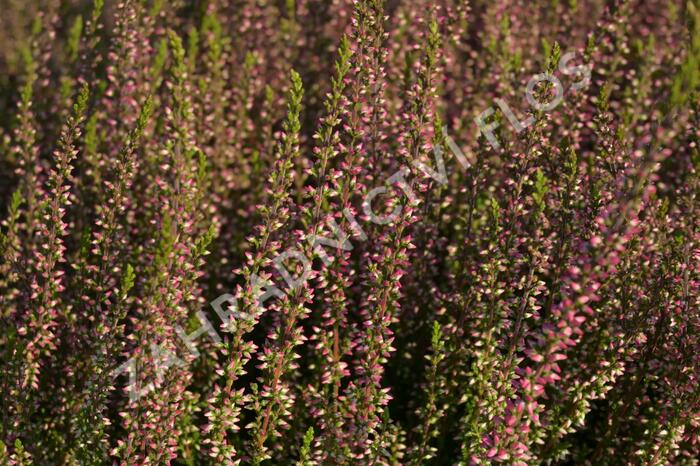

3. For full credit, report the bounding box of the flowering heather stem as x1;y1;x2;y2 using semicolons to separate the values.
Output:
352;12;441;461
10;86;89;443
203;69;304;465
69;95;153;463
408;322;447;465
12;50;40;248
303;4;390;459
249;36;353;463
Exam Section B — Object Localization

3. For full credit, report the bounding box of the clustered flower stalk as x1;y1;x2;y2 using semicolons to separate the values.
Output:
9;84;89;444
203;69;305;465
248;36;354;463
351;12;442;461
0;1;699;464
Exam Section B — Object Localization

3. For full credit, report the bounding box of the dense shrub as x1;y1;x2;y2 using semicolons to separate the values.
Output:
0;0;699;464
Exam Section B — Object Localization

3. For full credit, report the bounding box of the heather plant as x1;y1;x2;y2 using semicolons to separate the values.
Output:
0;0;699;465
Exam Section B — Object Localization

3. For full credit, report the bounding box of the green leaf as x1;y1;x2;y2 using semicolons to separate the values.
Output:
67;16;83;62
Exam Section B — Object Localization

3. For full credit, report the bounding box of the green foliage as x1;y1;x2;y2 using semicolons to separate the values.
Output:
296;427;315;466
